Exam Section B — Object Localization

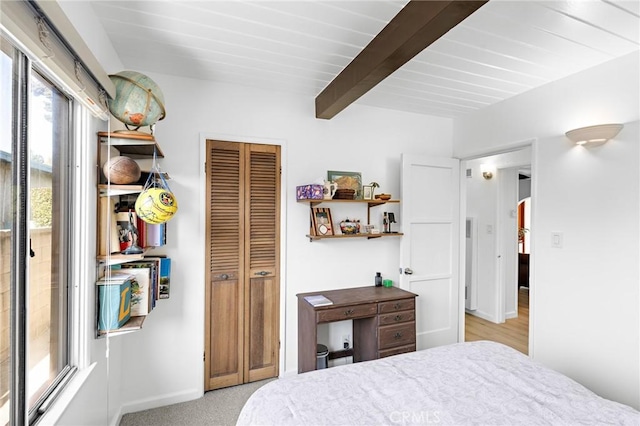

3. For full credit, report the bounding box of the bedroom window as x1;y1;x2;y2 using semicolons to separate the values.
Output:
1;35;75;426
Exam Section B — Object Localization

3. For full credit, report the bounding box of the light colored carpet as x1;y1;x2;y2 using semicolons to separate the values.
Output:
119;379;274;426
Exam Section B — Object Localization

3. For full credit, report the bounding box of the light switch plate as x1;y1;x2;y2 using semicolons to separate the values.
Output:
551;232;563;248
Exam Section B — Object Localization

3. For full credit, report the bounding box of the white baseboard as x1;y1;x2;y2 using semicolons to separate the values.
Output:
282;368;298;378
119;387;203;418
505;310;518;319
466;310;498;324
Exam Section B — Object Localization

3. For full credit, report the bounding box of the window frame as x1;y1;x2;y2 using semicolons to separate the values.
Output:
2;31;89;426
26;66;75;425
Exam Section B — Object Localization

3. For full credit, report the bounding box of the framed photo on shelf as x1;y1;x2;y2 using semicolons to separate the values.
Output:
327;170;362;199
362;185;374;200
311;207;334;236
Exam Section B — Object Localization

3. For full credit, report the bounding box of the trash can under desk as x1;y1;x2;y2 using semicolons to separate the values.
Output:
316;344;329;369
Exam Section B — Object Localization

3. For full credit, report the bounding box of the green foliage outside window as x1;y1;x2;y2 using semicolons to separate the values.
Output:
31;187;52;227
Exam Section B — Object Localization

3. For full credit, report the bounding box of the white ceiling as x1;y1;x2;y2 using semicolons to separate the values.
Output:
89;0;640;119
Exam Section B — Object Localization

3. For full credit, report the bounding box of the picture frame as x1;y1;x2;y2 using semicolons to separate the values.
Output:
327;170;362;199
311;207;334;236
362;185;374;200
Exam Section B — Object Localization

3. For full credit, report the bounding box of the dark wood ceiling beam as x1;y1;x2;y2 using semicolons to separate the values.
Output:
315;0;488;120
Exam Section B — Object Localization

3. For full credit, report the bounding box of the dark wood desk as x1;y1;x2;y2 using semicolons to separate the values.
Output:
297;286;418;373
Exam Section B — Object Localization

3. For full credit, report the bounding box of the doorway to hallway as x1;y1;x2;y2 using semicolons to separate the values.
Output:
463;148;531;354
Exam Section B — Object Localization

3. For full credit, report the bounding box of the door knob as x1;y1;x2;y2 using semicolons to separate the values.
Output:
215;273;234;280
404;268;413;275
254;271;272;276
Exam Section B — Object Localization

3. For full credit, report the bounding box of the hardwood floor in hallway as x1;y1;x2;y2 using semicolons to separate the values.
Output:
465;287;529;354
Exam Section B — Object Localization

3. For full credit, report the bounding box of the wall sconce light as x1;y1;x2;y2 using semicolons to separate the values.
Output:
565;123;624;147
480;164;495;180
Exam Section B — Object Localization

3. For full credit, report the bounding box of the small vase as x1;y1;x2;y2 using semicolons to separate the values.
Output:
323;181;337;200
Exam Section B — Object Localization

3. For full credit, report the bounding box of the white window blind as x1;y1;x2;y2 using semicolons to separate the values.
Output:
0;0;114;119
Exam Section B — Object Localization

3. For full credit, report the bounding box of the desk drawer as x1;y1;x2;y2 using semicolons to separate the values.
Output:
378;298;415;314
379;343;416;359
378;322;416;350
378;310;415;326
316;303;377;323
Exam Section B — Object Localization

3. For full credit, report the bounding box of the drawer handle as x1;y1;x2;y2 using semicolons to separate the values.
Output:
254;271;272;276
394;315;402;322
344;309;354;316
394;332;403;339
394;303;402;310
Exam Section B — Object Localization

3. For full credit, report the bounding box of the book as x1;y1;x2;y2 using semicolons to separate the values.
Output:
158;257;171;299
136;216;147;249
142;256;171;299
304;295;333;307
145;223;166;247
96;272;133;331
118;260;159;310
140;256;169;302
112;266;151;316
98;197;121;255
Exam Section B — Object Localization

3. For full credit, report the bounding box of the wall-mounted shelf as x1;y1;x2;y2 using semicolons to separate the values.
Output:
305;232;403;241
98;131;164;158
298;198;402;241
97;250;152;266
96;131;170;339
98;184;144;197
97;316;145;338
298;198;399;207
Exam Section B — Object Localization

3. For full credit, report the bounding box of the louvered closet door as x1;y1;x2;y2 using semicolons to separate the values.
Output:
244;144;280;382
205;140;280;391
205;140;245;390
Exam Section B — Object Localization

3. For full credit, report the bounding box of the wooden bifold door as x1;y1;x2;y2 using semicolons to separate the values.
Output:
204;140;281;391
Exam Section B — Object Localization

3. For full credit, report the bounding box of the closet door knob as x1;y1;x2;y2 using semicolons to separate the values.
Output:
215;273;233;280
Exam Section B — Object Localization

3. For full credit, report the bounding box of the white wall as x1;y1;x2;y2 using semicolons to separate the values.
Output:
465;158;499;320
454;52;640;410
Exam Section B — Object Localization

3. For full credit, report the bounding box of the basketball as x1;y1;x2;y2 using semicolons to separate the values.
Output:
103;156;141;184
135;187;178;224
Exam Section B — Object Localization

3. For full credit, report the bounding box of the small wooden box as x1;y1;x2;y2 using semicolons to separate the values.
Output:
97;273;133;331
296;184;323;200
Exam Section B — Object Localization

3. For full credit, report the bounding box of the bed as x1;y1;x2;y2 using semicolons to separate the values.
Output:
237;341;638;425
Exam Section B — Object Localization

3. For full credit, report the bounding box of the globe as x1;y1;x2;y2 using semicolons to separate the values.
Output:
108;71;166;130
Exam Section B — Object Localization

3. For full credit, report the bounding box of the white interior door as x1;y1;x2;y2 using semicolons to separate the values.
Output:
465;216;478;311
400;154;460;349
498;167;519;321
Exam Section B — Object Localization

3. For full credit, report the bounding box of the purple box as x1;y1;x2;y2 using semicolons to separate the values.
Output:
296;184;324;200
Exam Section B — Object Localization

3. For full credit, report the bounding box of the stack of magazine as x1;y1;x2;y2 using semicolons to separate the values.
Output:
304;295;333;307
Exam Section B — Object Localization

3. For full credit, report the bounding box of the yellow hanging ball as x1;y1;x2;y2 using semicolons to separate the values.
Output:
135;187;178;224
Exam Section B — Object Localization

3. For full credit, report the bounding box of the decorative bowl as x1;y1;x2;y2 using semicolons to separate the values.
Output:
340;221;359;234
375;193;391;201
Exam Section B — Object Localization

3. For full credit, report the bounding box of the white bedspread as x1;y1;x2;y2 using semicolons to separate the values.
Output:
237;341;639;425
